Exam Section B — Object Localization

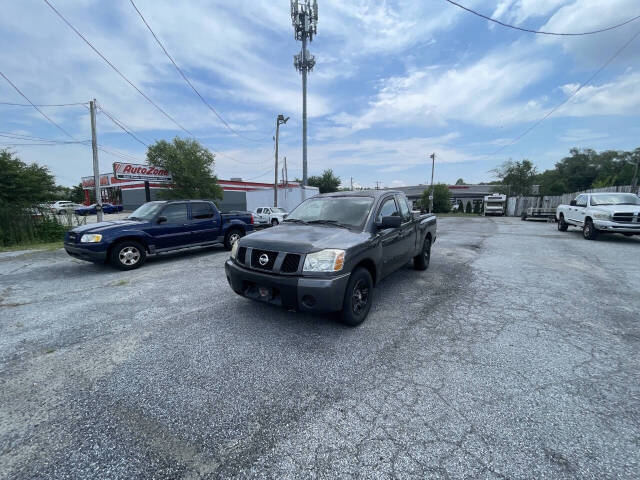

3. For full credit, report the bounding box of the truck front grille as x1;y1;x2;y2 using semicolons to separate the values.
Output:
281;254;301;273
237;246;247;264
613;213;635;223
251;249;278;271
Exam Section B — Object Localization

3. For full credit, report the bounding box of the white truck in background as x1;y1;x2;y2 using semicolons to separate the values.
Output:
556;192;640;240
253;206;289;226
483;194;506;216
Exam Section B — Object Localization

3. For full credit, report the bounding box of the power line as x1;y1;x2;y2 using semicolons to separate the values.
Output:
0;132;89;144
43;0;266;168
128;0;271;143
0;100;88;107
43;0;196;138
98;105;149;147
492;26;640;156
444;0;640;36
0;71;78;140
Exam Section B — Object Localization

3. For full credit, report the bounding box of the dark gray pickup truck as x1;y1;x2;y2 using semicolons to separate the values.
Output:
225;190;436;325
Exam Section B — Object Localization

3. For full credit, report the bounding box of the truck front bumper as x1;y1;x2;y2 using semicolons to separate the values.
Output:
225;260;350;312
64;243;108;262
593;220;640;234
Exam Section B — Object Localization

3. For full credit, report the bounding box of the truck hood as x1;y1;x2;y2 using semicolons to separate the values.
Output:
70;219;148;234
240;223;371;254
591;205;640;214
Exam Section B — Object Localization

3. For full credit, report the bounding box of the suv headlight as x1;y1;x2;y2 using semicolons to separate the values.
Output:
303;249;345;272
592;211;611;220
230;240;239;259
80;233;102;243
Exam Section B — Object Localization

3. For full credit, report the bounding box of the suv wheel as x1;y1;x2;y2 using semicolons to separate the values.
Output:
583;219;598;240
110;241;146;270
224;229;243;250
271;218;279;226
557;215;568;231
340;267;373;327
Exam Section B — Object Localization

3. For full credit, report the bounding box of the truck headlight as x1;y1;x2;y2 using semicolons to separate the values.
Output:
230;240;239;259
80;233;102;243
303;249;345;272
592;212;611;220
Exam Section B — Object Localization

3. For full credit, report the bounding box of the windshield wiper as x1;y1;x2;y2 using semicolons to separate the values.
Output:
128;216;143;221
283;218;308;224
306;220;352;229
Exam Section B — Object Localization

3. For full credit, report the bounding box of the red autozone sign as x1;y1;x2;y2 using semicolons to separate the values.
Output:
113;162;172;182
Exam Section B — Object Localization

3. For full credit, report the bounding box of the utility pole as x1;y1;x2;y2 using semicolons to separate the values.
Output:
89;99;103;222
632;156;639;191
429;153;436;213
350;176;353;191
274;114;289;207
375;181;380;190
291;0;318;186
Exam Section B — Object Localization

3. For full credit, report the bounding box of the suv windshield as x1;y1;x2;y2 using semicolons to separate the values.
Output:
285;196;374;229
591;194;640;206
271;207;287;213
128;201;164;221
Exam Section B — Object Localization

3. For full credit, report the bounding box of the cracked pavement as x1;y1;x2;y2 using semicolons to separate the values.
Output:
1;217;639;479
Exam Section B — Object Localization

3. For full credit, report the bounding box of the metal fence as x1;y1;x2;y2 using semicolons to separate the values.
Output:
506;185;640;216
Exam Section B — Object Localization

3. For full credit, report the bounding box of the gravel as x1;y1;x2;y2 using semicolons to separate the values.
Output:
1;217;639;479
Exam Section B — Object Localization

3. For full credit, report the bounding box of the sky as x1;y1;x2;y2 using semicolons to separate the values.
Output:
1;0;640;188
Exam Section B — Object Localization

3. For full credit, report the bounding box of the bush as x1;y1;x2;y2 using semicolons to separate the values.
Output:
465;202;472;213
0;207;68;247
473;202;480;214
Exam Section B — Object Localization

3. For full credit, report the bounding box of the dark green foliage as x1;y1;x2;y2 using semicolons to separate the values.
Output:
0;149;57;206
492;159;537;196
0;150;69;247
146;138;223;201
465;202;472;213
421;184;451;213
307;169;341;193
457;200;464;212
473;201;480;214
455;178;465;185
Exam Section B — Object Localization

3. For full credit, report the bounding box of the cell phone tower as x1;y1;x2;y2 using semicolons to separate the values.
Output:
291;0;318;186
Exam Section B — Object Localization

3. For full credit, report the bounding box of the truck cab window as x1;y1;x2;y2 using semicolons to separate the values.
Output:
256;208;262;214
377;197;399;222
576;196;587;207
161;203;188;223
191;202;215;220
398;196;411;222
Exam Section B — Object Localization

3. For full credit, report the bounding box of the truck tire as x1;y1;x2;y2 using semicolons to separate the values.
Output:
583;219;598;240
224;228;244;250
557;214;568;231
110;240;146;270
521;213;527;221
413;235;431;271
271;218;279;226
340;267;373;327
59;209;66;215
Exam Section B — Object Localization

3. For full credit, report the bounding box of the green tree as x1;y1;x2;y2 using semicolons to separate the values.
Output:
455;178;465;185
473;201;480;214
70;183;85;204
307;169;341;193
421;183;451;213
465;201;472;213
146;138;223;200
0;149;57;206
456;199;464;212
492;159;537;196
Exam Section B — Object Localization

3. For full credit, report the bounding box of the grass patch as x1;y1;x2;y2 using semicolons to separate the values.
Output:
45;348;56;354
112;279;130;286
0;241;63;253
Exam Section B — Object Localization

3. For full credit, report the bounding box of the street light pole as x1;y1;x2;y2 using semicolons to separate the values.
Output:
89;99;103;223
429;153;436;213
274;114;289;207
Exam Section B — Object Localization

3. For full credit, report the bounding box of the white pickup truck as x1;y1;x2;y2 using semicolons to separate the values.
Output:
253;207;288;226
556;192;640;240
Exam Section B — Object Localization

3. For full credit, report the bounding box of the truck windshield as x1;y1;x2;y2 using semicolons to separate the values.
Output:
590;194;640;206
271;207;287;213
128;202;164;221
285;196;374;229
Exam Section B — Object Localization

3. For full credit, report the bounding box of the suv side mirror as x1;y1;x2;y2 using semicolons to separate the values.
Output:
569;200;577;206
378;216;401;229
157;216;168;224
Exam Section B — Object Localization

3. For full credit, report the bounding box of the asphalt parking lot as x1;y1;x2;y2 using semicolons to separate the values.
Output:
1;217;639;479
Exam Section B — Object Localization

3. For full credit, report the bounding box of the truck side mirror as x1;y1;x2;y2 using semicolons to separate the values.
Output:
157;216;168;224
378;216;401;229
570;200;577;206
